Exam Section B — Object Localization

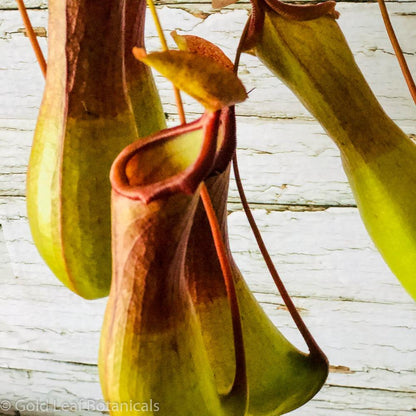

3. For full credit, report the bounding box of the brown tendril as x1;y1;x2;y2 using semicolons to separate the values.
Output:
232;155;327;359
232;24;327;360
377;0;416;105
15;0;47;77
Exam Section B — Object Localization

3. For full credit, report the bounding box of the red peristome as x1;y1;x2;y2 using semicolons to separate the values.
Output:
110;112;221;204
265;0;339;21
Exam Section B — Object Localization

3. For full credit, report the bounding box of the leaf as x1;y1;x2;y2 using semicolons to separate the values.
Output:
133;48;247;111
171;31;235;71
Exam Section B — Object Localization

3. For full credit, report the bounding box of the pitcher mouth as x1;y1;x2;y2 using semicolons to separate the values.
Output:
110;105;238;205
110;111;223;204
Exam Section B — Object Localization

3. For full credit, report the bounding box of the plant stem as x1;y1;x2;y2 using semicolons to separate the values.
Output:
146;0;186;124
377;0;416;104
15;0;47;77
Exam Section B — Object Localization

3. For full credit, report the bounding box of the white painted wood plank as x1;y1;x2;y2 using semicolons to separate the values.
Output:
167;2;416;123
0;10;47;121
0;117;352;204
1;4;415;121
2;198;413;305
1;117;415;208
295;386;416;416
0;351;415;415
0;385;415;416
1;207;415;412
2;116;415;207
227;207;414;304
0;0;414;10
0;0;47;9
1;5;414;206
2;354;415;416
1;199;415;390
1;291;415;392
1;2;415;415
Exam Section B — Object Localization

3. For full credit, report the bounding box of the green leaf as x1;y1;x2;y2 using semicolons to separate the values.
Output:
133;48;247;111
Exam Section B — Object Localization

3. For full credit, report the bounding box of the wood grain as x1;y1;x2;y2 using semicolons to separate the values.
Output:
0;2;415;415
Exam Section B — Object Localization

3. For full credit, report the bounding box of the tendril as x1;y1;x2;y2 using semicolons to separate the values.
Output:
15;0;47;77
377;0;416;105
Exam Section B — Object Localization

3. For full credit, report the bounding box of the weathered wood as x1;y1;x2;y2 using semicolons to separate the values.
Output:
1;1;415;415
1;116;415;206
1;4;415;121
0;0;413;10
0;117;353;204
1;4;414;204
0;0;47;9
1;200;415;406
0;386;415;416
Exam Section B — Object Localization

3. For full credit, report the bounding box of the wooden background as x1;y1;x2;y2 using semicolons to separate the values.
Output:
0;0;415;415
